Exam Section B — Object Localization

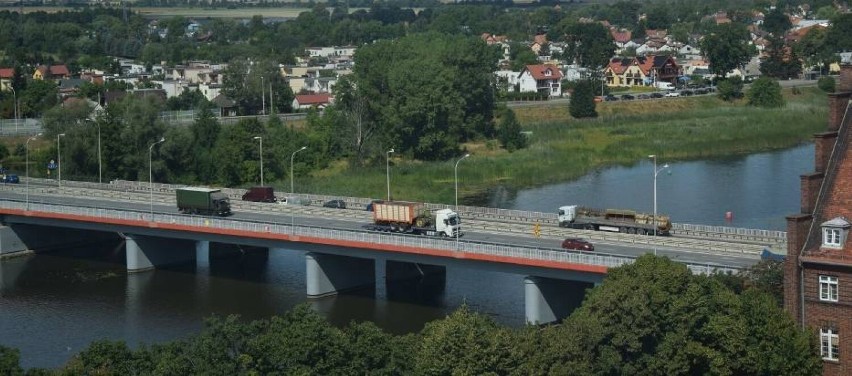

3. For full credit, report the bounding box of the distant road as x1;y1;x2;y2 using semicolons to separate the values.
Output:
505;78;821;108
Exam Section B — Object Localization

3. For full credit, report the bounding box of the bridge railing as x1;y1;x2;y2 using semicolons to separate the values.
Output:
1;200;742;275
22;178;788;247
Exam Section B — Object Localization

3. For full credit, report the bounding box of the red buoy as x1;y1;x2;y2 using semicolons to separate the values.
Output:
725;211;733;222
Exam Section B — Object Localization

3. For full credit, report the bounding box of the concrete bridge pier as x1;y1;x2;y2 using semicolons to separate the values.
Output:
306;252;375;298
124;234;197;273
524;276;595;325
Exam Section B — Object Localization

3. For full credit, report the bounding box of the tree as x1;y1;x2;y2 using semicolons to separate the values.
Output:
818;76;835;92
760;36;802;79
825;13;852;53
747;77;784;108
569;80;597;119
700;23;755;78
553;20;615;69
497;107;526;152
542;255;822;375
795;27;835;75
415;306;517;375
716;76;744;101
0;345;23;376
351;32;499;161
762;7;792;36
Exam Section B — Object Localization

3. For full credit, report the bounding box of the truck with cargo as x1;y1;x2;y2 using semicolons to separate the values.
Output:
364;201;461;237
176;187;232;216
242;186;277;203
557;205;671;235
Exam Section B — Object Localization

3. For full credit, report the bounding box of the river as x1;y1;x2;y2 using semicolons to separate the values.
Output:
0;144;812;369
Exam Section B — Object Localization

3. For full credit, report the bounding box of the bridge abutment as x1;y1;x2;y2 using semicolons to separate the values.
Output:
524;276;595;325
196;240;210;272
124;234;196;273
306;252;375;297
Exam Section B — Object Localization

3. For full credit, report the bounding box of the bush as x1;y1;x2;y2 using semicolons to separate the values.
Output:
717;76;744;101
747;77;784;108
817;76;835;92
569;80;598;119
502;91;550;101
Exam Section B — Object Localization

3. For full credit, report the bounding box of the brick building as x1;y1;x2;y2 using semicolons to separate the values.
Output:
784;64;852;376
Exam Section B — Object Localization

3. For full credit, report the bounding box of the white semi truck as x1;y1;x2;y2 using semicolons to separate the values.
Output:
365;201;461;237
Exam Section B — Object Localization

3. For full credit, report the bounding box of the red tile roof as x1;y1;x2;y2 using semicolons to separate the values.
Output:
0;68;13;79
295;93;332;105
523;64;563;80
610;29;632;43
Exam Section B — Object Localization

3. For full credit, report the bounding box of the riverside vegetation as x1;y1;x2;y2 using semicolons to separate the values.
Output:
301;86;827;204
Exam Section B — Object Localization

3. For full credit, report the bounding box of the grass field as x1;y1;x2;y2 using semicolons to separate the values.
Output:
297;87;828;204
6;6;365;18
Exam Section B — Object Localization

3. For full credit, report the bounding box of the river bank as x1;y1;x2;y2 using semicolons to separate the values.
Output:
300;87;828;205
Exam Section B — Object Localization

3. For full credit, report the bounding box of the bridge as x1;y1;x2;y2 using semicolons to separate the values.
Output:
0;179;781;324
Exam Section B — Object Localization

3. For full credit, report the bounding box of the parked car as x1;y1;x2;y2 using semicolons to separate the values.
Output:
650;92;664;98
664;91;681;97
561;238;595;252
637;94;650;100
323;199;347;209
681;90;693;96
621;94;635;100
694;88;707;95
3;174;19;184
604;95;619;101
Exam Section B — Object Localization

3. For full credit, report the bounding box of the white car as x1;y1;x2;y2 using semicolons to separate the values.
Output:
664;91;681;97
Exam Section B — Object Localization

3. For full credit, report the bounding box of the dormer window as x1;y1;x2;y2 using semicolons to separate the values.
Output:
822;217;850;249
544;69;552;77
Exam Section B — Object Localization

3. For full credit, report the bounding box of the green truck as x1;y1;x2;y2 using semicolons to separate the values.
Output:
176;187;232;216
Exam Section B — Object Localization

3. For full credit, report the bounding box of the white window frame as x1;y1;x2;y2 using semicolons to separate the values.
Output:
820;275;839;302
821;328;840;361
824;227;842;248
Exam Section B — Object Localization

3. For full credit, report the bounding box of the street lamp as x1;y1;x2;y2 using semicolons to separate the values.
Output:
386;148;394;201
454;153;470;247
56;133;65;186
149;137;165;216
10;86;17;135
290;146;307;194
261;76;265;115
25;133;42;210
96;121;102;184
649;154;670;254
454;153;470;209
253;136;263;186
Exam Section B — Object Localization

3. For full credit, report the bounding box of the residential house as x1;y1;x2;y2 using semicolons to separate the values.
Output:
611;28;633;50
604;55;679;87
199;82;223;102
0;68;13;92
517;64;563;97
495;70;520;92
212;94;237;117
61;97;104;120
784;63;852;376
292;93;333;110
33;64;70;80
58;78;88;99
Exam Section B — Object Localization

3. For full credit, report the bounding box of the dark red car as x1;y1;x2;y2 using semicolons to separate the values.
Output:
561;238;594;252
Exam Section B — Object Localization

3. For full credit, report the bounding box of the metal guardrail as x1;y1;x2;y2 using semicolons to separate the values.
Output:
0;200;741;275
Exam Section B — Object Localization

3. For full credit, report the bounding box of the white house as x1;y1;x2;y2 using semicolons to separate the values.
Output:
494;70;520;92
517;64;563;97
292;93;333;110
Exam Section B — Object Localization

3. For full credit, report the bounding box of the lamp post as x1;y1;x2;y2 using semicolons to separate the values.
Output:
253;136;263;186
649;154;669;254
261;76;265;115
25;133;41;210
10;86;17;135
149;137;165;216
56;133;65;186
290;146;307;194
454;153;470;247
386;148;394;200
96;121;102;184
